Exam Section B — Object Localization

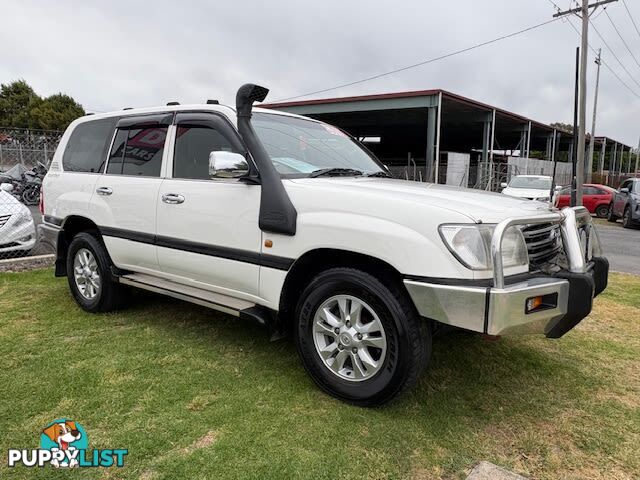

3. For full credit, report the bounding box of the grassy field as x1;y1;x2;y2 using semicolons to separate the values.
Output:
0;269;638;479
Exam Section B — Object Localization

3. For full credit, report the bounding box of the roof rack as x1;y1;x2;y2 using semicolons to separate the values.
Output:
206;99;219;104
166;101;180;106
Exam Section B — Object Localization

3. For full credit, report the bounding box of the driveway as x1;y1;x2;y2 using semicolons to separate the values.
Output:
594;220;640;275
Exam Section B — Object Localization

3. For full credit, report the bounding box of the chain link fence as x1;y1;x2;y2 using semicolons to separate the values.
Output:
0;128;62;261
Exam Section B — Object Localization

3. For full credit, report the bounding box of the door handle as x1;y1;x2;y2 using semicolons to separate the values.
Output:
162;193;185;204
96;186;113;196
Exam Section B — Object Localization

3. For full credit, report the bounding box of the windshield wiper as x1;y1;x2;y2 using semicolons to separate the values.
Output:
309;168;364;178
366;170;391;178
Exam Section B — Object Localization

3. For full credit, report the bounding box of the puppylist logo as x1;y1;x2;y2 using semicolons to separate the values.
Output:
7;419;128;468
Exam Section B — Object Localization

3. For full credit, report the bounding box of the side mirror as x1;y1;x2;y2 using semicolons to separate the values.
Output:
500;182;508;189
209;151;249;178
0;183;13;192
620;188;630;194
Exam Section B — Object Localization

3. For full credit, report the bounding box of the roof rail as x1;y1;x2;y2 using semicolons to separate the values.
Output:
206;99;219;104
166;101;180;106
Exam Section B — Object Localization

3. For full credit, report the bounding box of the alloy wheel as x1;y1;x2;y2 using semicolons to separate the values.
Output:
73;248;101;299
312;294;387;382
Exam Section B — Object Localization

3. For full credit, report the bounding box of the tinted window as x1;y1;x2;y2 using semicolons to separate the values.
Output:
621;180;632;191
559;187;571;195
173;125;242;180
62;118;117;173
583;186;599;195
106;127;167;176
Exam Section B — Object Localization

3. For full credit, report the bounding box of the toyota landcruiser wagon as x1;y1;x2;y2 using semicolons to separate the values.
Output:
40;84;609;406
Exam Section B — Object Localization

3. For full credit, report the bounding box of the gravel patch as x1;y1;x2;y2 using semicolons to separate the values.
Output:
0;254;55;273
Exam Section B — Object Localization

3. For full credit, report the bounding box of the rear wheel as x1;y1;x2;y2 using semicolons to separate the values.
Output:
295;268;430;406
66;232;126;312
595;204;609;218
607;203;617;222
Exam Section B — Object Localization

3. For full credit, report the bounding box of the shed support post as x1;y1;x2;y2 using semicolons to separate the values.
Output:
434;92;443;184
426;106;437;183
525;121;532;159
599;138;606;175
487;109;496;190
612;142;618;174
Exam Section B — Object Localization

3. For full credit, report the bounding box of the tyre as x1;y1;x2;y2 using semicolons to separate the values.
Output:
66;232;126;312
622;207;634;229
295;268;430;407
22;186;40;205
607;203;617;222
595;204;609;218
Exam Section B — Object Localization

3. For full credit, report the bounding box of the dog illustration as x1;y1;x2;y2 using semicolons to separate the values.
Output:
42;421;82;468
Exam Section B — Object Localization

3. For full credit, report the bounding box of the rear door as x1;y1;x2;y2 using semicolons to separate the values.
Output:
156;112;262;298
88;113;172;273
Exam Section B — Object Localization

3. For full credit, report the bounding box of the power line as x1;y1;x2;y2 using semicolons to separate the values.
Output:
603;8;640;69
548;0;640;99
274;17;562;102
590;18;640;89
621;0;640;41
546;0;640;98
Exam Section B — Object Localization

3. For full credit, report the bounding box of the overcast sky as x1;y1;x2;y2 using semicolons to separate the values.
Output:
3;0;640;146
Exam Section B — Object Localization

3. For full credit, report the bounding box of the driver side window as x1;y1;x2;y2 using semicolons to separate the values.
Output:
173;119;247;181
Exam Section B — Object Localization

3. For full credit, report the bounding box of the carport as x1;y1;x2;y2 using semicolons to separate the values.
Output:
262;90;615;189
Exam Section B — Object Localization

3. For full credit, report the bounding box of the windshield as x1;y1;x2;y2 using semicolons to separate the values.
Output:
252;112;385;177
508;176;552;190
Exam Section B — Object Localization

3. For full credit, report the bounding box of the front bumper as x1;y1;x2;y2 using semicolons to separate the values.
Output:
404;207;609;338
0;220;37;253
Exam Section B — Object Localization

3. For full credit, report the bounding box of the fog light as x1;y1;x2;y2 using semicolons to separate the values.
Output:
526;296;543;313
525;293;558;314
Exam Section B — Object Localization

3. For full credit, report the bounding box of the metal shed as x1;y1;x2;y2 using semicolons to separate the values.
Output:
262;89;635;189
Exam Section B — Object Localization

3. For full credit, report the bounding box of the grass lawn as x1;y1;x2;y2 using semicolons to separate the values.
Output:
0;269;638;479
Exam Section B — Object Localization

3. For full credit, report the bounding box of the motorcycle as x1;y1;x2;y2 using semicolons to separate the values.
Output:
21;162;47;205
0;162;48;205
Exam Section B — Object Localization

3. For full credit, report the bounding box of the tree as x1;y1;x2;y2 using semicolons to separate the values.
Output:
30;94;85;131
550;122;574;134
0;80;41;128
0;79;85;131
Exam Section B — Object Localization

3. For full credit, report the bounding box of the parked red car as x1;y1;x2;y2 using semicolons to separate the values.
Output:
555;184;615;217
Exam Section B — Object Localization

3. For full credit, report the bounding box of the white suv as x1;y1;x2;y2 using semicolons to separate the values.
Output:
40;84;609;406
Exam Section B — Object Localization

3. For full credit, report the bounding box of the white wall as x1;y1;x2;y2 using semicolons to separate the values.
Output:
444;152;470;187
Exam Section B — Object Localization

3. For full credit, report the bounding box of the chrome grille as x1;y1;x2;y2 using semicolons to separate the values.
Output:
522;222;562;267
0;214;10;228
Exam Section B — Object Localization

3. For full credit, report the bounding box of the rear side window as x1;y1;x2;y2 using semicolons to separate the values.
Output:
62;118;117;173
106;126;167;177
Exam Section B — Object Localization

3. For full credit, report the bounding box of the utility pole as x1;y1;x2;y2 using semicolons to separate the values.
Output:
587;49;602;183
553;0;618;205
636;136;640;176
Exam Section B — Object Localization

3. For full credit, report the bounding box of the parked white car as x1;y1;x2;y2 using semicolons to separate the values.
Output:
0;183;37;255
501;175;553;201
39;84;609;406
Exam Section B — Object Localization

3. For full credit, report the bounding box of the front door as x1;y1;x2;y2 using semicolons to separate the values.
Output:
156;112;262;299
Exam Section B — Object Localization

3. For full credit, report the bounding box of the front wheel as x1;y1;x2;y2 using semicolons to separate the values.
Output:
295;268;430;406
622;207;635;229
22;186;40;205
595;204;609;218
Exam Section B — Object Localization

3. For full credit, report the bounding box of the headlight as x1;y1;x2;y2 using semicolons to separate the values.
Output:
536;196;550;202
13;211;33;227
439;224;529;271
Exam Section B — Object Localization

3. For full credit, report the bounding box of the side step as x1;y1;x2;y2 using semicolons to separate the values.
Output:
119;273;254;317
